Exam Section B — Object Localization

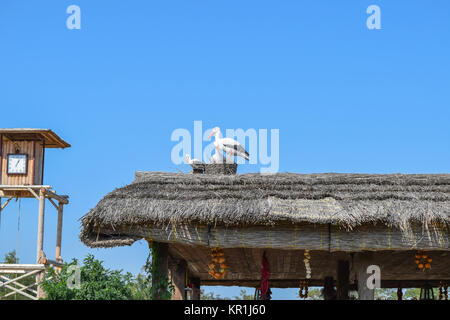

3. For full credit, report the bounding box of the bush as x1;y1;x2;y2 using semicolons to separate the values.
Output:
40;254;134;300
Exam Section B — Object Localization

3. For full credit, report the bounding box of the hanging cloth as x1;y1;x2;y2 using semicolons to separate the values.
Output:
260;252;270;298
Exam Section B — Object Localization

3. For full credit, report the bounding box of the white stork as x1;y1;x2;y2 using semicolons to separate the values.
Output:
208;127;250;161
210;146;225;164
185;154;203;165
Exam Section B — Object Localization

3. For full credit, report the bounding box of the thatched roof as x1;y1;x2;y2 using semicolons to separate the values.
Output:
80;172;450;248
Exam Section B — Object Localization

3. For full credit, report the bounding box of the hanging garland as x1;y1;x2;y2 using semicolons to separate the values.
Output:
299;249;311;299
299;280;308;299
439;282;448;300
414;251;432;271
208;248;227;279
304;249;311;279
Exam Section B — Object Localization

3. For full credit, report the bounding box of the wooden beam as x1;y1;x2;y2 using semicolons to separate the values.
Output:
27;187;40;200
0;264;45;271
198;278;448;288
0;185;52;190
41;257;64;268
1;281;38;300
337;260;350;300
55;202;64;262
1;196;12;211
47;197;58;210
0;279;38;300
36;188;46;264
0;269;42;287
44;189;69;205
0;274;37;294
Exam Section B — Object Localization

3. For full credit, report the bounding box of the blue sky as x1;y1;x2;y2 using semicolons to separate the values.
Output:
0;1;449;299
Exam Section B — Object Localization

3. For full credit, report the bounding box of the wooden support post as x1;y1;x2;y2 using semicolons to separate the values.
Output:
36;188;46;263
337;260;350;300
36;188;46;299
356;253;375;300
149;241;169;300
55;202;64;262
169;258;187;300
191;277;201;300
323;276;336;300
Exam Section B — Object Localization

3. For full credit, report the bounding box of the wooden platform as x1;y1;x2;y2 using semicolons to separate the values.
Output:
0;185;68;202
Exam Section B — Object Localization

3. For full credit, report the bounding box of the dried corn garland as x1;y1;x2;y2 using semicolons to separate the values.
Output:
208;248;227;279
304;249;311;279
299;280;308;299
414;251;432;271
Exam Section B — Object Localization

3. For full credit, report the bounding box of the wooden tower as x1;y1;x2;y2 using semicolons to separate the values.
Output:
0;129;70;300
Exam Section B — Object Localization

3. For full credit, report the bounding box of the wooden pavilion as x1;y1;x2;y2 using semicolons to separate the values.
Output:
80;170;450;300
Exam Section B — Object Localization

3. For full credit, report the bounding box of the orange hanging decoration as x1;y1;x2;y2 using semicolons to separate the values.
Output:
208;248;228;279
414;251;432;271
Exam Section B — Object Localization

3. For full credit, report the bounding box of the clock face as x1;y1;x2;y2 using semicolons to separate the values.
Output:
7;154;28;175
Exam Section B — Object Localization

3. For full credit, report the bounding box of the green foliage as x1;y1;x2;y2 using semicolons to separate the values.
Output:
233;289;255;300
402;288;420;300
0;250;35;300
129;253;152;300
374;288;439;300
40;254;134;300
3;250;19;264
375;288;397;300
200;289;231;300
129;273;152;300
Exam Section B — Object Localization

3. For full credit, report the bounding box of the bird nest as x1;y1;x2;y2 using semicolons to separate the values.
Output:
190;163;238;175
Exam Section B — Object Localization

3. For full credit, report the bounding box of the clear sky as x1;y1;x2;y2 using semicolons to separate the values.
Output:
0;0;449;299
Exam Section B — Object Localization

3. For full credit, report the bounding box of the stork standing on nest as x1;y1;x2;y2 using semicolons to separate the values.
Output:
210;147;225;164
185;154;203;165
208;127;250;162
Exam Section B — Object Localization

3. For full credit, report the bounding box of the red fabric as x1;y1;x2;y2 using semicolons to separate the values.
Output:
260;253;270;296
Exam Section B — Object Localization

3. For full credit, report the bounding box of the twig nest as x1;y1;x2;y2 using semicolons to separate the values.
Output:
205;163;237;175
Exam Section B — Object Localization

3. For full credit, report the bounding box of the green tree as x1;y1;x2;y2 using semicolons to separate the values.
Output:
129;253;152;300
233;289;255;300
40;254;134;300
375;288;397;300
